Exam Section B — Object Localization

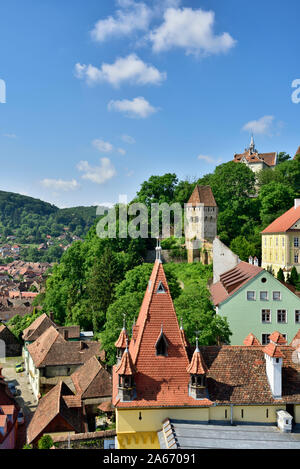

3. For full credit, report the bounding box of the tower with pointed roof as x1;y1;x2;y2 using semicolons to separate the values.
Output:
185;185;218;264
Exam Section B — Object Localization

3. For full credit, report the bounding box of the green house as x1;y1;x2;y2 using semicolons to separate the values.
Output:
210;261;300;345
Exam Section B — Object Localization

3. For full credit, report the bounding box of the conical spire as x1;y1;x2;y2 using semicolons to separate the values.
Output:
186;338;208;375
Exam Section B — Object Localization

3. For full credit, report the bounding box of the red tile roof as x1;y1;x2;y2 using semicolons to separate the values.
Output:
187;185;217;207
261;204;300;233
27;381;83;445
71;355;112;399
210;261;262;306
115;328;128;348
243;333;261;346
22;313;56;342
269;331;287;345
186;348;208;375
233;151;277;167
264;342;284;358
115;349;136;376
294;146;300;159
290;330;300;348
113;260;214;409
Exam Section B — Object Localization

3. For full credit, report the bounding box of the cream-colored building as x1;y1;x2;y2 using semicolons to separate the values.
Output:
185;185;218;264
261;199;300;276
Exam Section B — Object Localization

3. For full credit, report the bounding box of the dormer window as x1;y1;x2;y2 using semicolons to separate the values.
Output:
156;281;166;294
155;327;168;356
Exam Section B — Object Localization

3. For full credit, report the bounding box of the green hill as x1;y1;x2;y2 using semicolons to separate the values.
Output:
0;190;105;262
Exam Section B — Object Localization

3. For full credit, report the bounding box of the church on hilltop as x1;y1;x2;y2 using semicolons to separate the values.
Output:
233;136;277;173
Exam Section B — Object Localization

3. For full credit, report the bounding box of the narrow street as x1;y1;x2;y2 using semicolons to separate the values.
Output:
2;357;38;448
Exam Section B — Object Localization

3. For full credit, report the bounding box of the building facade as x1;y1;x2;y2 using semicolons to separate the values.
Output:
210;260;300;346
261;199;300;276
233;136;277;173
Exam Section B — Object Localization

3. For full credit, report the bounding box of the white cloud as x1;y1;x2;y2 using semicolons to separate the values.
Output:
3;133;17;139
40;178;80;192
108;96;158;118
198;154;221;165
75;54;166;87
118;148;126;155
90;1;152;42
149;7;236;56
121;134;136;144
242;116;275;136
92;139;114;153
77;158;116;184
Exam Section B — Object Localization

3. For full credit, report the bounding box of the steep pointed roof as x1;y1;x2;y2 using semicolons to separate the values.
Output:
187;185;217;207
269;331;287;345
116;348;135;376
243;333;261;346
186;346;208;375
294;146;300;159
113;260;213;408
115;328;128;349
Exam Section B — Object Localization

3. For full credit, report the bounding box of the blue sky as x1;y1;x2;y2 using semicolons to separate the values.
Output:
0;0;299;208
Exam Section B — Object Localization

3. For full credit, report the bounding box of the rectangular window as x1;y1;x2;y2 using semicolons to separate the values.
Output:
294;237;299;247
225;409;227;419
262;309;271;323
295;254;299;263
276;237;278;246
273;291;281;301
264;238;267;247
260;291;268;301
247;291;255;301
296;310;300;323
262;334;270;345
266;409;269;419
277;310;287;323
282;238;285;247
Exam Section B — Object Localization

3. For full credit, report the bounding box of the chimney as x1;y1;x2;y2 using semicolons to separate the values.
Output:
49;311;54;321
295;199;300;210
63;329;69;341
264;344;283;399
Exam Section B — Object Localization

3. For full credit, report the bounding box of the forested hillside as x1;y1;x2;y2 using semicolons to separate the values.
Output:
0;190;105;262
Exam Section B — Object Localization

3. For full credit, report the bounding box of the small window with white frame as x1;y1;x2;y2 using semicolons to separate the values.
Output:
260;291;268;301
262;309;271;323
262;334;270;345
295;254;299;263
247;291;255;301
277;309;287;324
295;310;300;324
273;291;281;301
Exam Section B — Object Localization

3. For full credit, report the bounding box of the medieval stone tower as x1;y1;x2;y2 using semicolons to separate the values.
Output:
185;185;218;264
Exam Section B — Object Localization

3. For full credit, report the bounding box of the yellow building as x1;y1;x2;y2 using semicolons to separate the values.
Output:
261;199;300;276
112;247;300;449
